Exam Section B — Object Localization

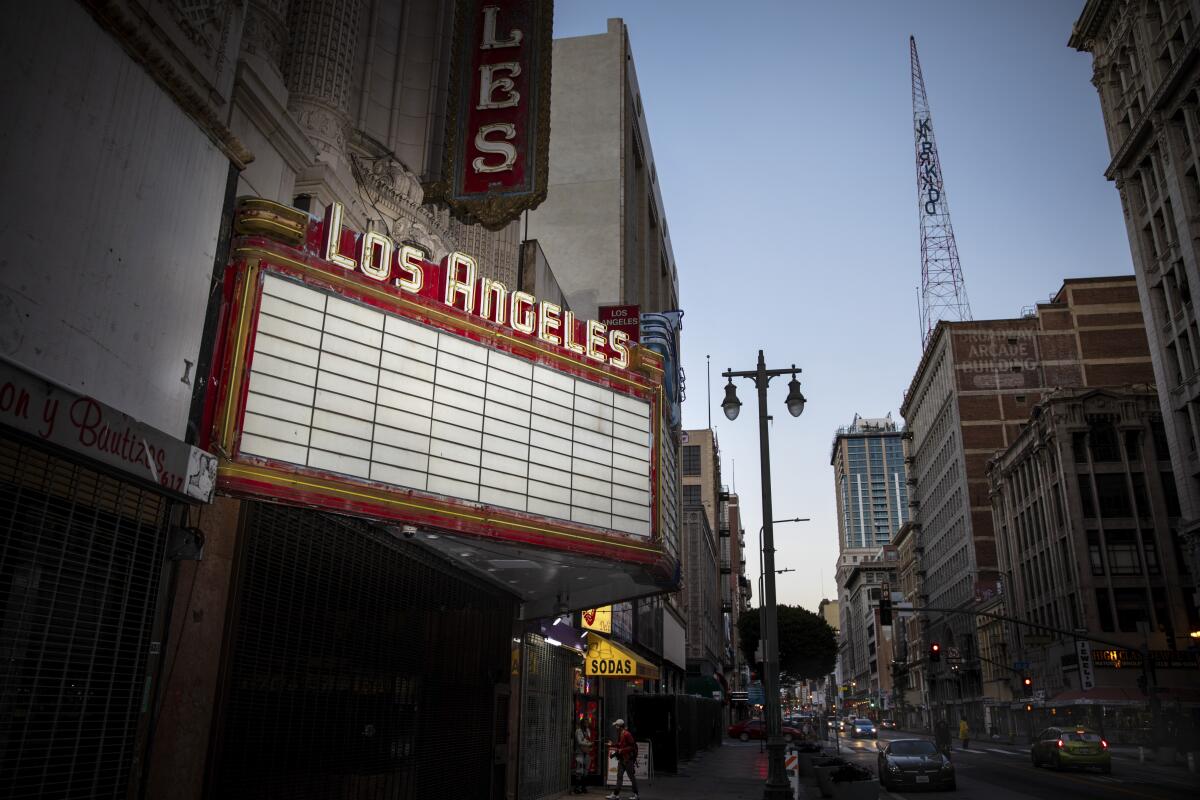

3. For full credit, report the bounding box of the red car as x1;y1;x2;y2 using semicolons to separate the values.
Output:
727;719;802;742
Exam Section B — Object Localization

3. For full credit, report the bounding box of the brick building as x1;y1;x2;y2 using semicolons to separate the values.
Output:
900;276;1154;727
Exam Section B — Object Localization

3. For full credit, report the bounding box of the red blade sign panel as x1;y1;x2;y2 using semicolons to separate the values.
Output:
427;0;553;230
599;305;640;345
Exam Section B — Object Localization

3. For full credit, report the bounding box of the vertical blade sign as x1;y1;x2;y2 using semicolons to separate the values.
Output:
427;0;553;230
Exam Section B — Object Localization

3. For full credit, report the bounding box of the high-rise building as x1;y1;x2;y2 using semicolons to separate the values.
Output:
901;276;1154;725
830;414;908;714
831;414;910;551
524;18;680;318
1070;0;1200;605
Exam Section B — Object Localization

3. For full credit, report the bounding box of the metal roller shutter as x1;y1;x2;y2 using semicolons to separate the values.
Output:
518;634;574;800
0;432;170;799
212;502;516;800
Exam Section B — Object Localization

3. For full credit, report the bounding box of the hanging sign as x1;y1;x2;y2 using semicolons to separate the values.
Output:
1077;641;1095;691
599;305;640;345
581;606;613;633
584;633;659;680
426;0;553;230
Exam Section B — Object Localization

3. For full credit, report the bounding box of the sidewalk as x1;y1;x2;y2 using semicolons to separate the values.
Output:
573;741;774;800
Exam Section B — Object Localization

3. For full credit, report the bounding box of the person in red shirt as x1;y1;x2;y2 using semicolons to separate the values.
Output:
605;719;639;800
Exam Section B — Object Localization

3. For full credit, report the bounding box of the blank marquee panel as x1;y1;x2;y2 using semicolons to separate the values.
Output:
239;273;653;536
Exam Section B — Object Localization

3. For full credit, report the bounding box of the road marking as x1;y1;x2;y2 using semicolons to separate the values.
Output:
984;748;1021;756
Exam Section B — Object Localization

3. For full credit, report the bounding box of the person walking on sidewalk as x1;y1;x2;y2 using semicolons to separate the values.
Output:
958;717;970;751
606;719;639;800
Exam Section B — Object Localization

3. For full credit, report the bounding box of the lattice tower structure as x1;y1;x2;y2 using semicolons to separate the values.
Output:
911;36;971;346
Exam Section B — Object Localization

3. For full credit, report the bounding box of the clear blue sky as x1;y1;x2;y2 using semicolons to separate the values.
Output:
554;1;1134;613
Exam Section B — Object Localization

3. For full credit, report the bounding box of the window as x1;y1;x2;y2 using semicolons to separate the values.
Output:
682;484;702;507
1073;432;1089;463
1161;472;1182;517
1095;474;1132;517
1150;415;1169;459
1095;588;1115;632
1089;420;1121;462
1086;531;1104;575
1077;475;1096;517
1125;430;1141;462
1130;472;1150;515
1143;535;1161;575
1113;588;1151;633
1105;530;1141;575
682;445;702;476
1151;588;1172;635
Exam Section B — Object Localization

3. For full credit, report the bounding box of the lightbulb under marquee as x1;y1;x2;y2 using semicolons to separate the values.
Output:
209;199;668;567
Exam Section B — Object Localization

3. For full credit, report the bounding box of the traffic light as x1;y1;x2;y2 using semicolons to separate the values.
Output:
879;582;893;626
929;642;941;662
1022;675;1033;692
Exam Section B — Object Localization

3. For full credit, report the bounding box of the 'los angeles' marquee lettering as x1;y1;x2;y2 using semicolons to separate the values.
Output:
322;202;631;370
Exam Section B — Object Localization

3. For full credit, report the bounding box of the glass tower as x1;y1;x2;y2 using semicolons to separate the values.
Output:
831;414;909;550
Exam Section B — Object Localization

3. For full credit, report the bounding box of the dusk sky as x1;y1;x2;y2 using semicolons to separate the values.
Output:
554;1;1135;613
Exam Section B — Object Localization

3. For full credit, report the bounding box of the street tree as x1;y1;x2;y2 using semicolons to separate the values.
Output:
737;604;837;681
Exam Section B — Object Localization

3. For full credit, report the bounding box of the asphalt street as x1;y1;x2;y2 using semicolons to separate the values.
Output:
825;730;1200;800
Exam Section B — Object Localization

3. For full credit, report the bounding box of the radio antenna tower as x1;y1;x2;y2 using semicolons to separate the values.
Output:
911;36;971;346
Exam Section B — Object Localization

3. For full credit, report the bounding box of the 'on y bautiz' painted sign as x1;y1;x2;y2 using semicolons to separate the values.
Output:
209;199;670;566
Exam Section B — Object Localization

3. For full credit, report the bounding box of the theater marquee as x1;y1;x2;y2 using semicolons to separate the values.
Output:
208;199;665;564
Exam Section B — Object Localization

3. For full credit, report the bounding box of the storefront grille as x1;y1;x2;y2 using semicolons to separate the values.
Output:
518;634;574;800
212;502;515;800
0;432;169;799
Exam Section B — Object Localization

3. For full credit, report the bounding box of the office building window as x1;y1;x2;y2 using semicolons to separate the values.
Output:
682;484;702;507
682;445;702;476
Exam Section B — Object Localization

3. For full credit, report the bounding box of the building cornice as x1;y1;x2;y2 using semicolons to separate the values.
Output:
1105;22;1200;180
1069;0;1115;52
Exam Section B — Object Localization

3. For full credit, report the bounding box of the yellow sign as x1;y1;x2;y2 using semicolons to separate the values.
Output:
581;606;613;633
584;633;660;680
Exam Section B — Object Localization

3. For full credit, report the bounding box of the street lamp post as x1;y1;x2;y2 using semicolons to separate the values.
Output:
721;351;805;800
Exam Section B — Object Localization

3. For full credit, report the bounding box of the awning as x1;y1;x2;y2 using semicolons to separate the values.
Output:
584;632;660;680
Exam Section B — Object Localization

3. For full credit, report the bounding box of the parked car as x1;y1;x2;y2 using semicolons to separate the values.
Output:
877;738;956;791
880;719;897;730
1030;726;1111;773
850;718;878;739
727;719;802;742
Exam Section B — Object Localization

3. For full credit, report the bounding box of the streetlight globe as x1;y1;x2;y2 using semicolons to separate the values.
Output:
785;377;806;417
721;379;742;421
